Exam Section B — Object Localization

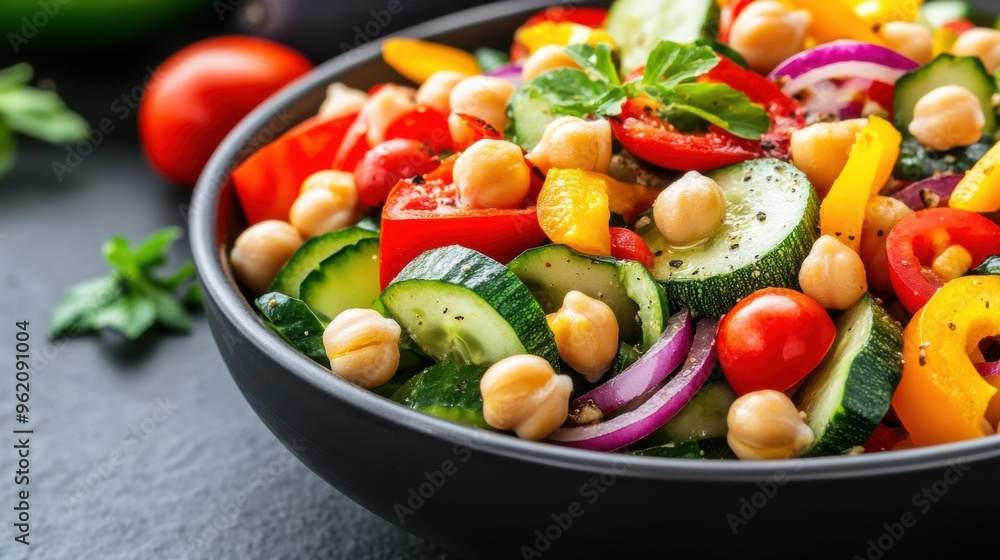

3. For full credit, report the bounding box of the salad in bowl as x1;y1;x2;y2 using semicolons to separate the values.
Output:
223;0;1000;462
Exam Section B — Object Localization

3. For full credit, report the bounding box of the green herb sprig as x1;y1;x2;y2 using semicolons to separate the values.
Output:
50;227;201;340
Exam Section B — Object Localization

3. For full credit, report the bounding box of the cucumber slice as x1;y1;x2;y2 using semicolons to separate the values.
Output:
269;226;378;297
605;0;719;75
638;158;819;318
299;237;380;321
506;83;559;151
795;294;904;457
507;244;668;350
255;292;330;368
652;379;737;444
894;54;997;137
391;362;492;429
381;245;559;369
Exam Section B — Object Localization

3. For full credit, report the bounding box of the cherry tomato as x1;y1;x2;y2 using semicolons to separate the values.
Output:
716;288;836;396
609;227;655;270
139;36;313;187
354;139;439;207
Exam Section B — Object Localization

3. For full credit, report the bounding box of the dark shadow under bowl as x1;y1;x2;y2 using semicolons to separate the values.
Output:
190;1;1000;557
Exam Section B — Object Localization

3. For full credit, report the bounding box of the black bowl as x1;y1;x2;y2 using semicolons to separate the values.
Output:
191;2;1000;557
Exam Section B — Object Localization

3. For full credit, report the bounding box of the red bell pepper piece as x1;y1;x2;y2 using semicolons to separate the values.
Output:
231;111;357;225
380;156;547;288
609;57;804;171
885;208;1000;313
609;227;655;270
331;112;370;172
383;105;453;152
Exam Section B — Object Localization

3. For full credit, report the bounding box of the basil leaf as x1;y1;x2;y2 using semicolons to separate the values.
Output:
0;86;88;144
49;276;123;338
642;41;719;88
0;125;14;177
663;83;770;140
0;63;32;91
565;43;620;85
521;68;620;117
473;47;509;73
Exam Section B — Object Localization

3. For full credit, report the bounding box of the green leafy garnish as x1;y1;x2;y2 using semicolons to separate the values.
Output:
0;63;88;177
473;47;510;73
520;41;769;140
50;227;201;340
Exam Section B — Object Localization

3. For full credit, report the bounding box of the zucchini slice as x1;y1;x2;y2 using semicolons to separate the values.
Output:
508;244;668;350
795;294;904;457
638;158;819;318
391;362;492;429
381;245;559;369
269;226;378;297
299;237;380;321
256;292;330;368
894;54;997;137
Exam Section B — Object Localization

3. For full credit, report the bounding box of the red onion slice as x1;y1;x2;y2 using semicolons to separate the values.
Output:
548;319;717;452
769;41;918;97
977;362;1000;377
570;310;693;415
891;174;964;211
486;63;523;87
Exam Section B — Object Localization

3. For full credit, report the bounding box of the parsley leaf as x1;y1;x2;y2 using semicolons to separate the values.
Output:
519;68;618;117
50;227;201;340
0;63;88;177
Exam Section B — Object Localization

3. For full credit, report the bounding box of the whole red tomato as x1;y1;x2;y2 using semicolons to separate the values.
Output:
139;36;313;187
716;288;836;396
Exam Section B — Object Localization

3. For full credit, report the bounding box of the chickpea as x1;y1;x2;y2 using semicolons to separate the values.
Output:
931;245;973;281
653;171;727;247
878;22;933;64
952;27;1000;74
448;76;514;149
860;196;912;296
790;119;867;198
363;84;417;146
230;220;303;295
480;354;574;441
318;82;368;120
728;1;811;74
522;44;581;81
453;139;531;209
546;291;619;383
415;70;466;114
526;116;612;175
323;308;401;389
727;389;814;460
908;85;985;152
289;170;359;238
798;235;868;311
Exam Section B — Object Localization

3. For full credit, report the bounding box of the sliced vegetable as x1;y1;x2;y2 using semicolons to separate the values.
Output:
256;292;330;367
784;0;886;45
768;41;918;99
886;208;1000;313
891;174;963;211
381;38;480;84
604;0;719;75
548;318;717;452
537;168;611;256
570;310;693;415
609;227;655;269
639;158;819;318
893;135;993;182
269;226;379;297
646;380;737;444
949;140;1000;212
794;294;903;456
892;275;1000;446
381;245;560;369
893;54;997;137
391;362;492;429
299;237;380;320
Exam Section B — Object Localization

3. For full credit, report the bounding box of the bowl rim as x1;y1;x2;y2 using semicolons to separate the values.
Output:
191;0;1000;483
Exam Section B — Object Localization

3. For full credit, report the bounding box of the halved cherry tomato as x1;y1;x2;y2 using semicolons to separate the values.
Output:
609;227;655;270
354;139;439;208
610;57;803;171
380;156;547;288
231;111;356;225
717;288;836;396
885;208;1000;314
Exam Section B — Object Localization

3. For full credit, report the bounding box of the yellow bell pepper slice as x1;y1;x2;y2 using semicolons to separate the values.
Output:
514;21;615;55
382;38;481;85
537;168;612;256
949;141;1000;213
786;0;886;45
819;115;899;252
892;276;1000;447
847;0;922;25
